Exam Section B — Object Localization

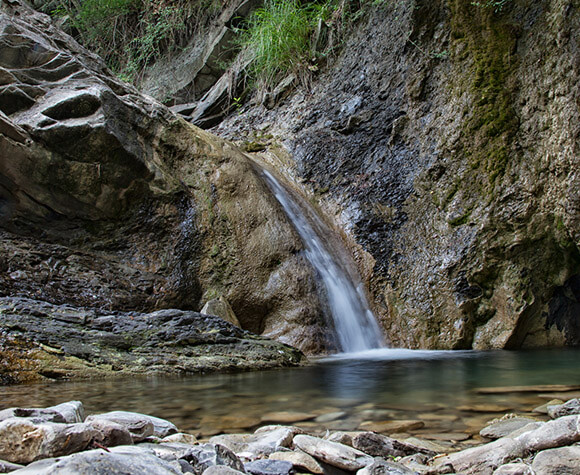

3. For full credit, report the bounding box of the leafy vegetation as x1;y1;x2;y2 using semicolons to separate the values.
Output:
237;0;380;90
50;0;220;82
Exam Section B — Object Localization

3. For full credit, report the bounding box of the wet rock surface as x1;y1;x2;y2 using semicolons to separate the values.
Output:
213;0;580;350
3;397;580;474
0;297;303;380
0;0;330;383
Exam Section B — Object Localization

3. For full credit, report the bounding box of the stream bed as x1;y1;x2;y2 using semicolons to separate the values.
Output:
2;348;579;445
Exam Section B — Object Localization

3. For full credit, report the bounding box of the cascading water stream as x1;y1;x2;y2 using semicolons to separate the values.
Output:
260;168;385;353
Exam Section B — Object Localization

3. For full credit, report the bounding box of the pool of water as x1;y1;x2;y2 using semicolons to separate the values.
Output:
2;348;579;443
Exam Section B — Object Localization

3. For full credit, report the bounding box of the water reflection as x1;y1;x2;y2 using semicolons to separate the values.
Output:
1;349;579;437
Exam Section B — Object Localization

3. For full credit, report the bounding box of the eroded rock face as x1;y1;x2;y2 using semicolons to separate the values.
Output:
0;1;326;383
214;0;580;350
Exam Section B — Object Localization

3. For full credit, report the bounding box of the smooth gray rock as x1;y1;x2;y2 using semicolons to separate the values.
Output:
9;448;182;474
0;418;97;464
293;434;373;471
531;446;580;474
547;398;580;419
244;459;293;475
0;459;24;473
433;415;580;474
90;411;177;438
210;426;298;458
0;401;83;424
48;401;85;423
492;462;534;474
269;450;323;474
356;458;417;475
352;431;435;457
480;417;539;440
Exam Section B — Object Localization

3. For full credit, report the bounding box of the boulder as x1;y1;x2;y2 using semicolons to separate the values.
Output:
531;446;580;474
86;419;134;447
480;417;539;440
0;460;24;473
85;412;156;442
0;401;84;424
433;415;580;474
9;448;182;474
492;462;534;474
293;434;373;471
187;444;246;474
547;398;580;419
356;458;417;475
201;297;241;328
351;432;436;457
0;419;97;464
210;426;299;458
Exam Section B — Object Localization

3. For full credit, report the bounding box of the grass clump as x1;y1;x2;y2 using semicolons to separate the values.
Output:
238;0;373;91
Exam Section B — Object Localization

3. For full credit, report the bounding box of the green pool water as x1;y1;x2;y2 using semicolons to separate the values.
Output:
2;348;579;443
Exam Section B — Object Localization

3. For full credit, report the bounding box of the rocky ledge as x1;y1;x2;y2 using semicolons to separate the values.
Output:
2;398;580;474
0;297;304;384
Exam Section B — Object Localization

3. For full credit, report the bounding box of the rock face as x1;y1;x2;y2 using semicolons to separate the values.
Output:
213;0;580;350
0;298;303;382
0;0;335;382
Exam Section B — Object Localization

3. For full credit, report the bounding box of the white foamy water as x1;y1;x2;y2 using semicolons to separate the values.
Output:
261;169;384;353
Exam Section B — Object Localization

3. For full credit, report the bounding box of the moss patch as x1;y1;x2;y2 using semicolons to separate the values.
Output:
449;0;520;185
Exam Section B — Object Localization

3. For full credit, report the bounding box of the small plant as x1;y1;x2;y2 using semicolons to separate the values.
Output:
51;0;221;83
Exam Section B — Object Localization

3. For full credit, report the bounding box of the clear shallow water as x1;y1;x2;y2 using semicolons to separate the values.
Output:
2;349;579;443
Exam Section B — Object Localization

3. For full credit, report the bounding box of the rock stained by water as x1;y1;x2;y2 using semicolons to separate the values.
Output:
260;168;384;353
211;0;580;350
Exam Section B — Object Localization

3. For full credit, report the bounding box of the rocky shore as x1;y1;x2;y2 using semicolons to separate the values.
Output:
1;397;580;474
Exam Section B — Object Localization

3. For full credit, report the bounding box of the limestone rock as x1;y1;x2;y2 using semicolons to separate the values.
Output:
201;296;241;327
244;459;293;475
352;432;436;457
269;450;323;474
0;401;84;424
210;426;297;458
9;448;182;474
433;415;580;474
531;446;580;475
533;399;563;414
547;398;580;419
492;462;534;475
356;458;417;475
0;459;23;473
0;419;97;464
480;417;539;440
85;412;156;442
187;444;246;474
293;434;373;471
86;419;134;447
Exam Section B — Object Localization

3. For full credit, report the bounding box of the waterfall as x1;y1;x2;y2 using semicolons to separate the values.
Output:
260;168;385;353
